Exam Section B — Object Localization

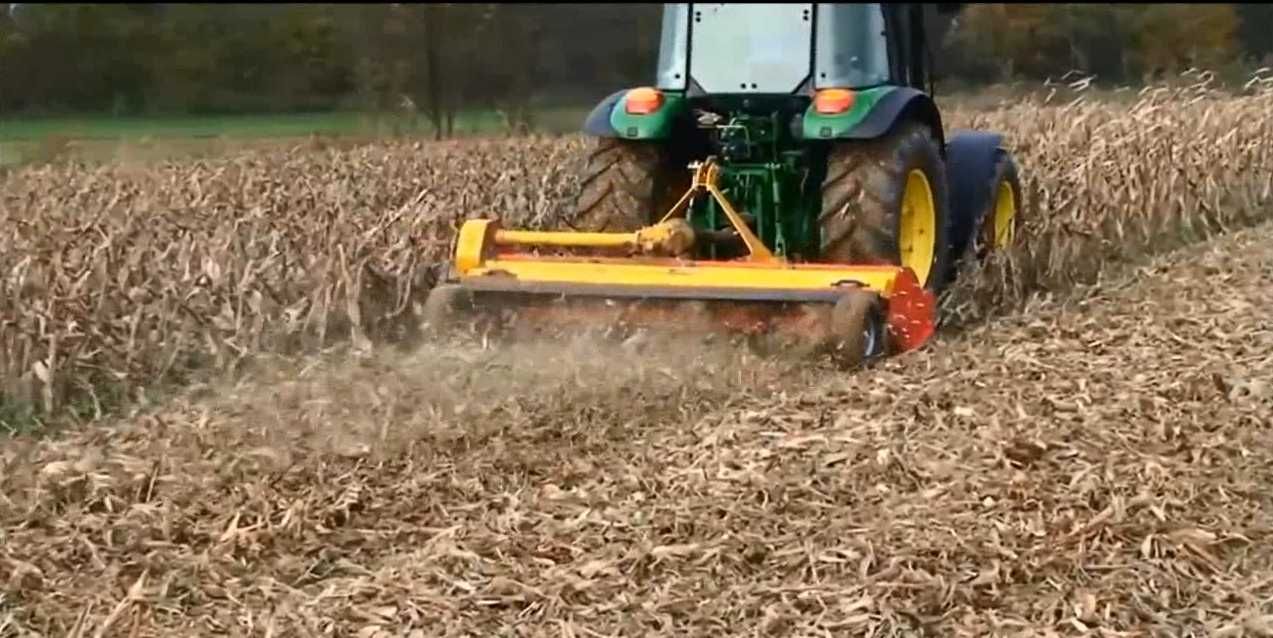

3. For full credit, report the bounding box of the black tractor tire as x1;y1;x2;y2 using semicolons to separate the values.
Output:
974;152;1024;259
570;137;688;232
818;122;953;292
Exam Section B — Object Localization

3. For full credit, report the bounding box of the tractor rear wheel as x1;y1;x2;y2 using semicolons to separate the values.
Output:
818;122;952;292
570;137;688;232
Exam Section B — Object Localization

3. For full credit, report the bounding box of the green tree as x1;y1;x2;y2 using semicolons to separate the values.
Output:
1236;3;1273;62
943;3;1242;85
1128;4;1240;80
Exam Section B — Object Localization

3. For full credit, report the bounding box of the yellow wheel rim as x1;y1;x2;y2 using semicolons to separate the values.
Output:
898;168;936;286
991;180;1017;248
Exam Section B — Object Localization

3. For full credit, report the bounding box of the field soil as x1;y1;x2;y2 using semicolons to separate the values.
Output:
3;220;1271;636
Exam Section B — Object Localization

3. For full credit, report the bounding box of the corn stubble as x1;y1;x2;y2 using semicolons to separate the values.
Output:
2;75;1272;420
1;75;1273;635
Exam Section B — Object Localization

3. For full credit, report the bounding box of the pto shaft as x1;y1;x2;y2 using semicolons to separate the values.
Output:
492;219;698;257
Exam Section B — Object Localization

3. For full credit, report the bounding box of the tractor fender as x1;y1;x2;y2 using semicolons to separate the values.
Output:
801;86;945;148
582;90;628;137
582;88;686;140
944;129;1009;262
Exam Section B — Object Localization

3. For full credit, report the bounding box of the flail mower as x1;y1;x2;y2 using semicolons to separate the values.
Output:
423;2;1023;366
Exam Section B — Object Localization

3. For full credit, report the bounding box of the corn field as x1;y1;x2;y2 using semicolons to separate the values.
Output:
2;73;1272;423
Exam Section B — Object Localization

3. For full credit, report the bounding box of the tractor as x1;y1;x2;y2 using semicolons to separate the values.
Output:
423;3;1023;366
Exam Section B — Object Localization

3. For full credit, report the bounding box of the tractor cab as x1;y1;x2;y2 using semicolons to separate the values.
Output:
654;3;953;97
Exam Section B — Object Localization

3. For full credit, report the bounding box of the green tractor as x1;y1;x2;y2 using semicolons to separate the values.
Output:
571;2;1023;293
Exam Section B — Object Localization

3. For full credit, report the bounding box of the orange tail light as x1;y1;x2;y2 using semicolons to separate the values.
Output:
625;87;665;115
814;88;856;114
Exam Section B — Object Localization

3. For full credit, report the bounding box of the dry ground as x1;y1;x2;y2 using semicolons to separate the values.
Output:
2;218;1270;636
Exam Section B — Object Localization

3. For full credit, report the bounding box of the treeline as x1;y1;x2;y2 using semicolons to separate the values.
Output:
943;4;1272;85
0;3;662;132
1;4;1270;123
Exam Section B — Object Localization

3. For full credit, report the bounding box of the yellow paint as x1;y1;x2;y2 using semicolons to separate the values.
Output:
454;218;495;274
992;180;1017;247
452;156;888;310
898;169;936;286
495;229;637;250
462;258;903;296
458;218;698;258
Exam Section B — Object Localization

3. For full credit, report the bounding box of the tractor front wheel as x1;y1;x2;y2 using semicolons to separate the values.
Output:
570;137;687;232
818;122;952;292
